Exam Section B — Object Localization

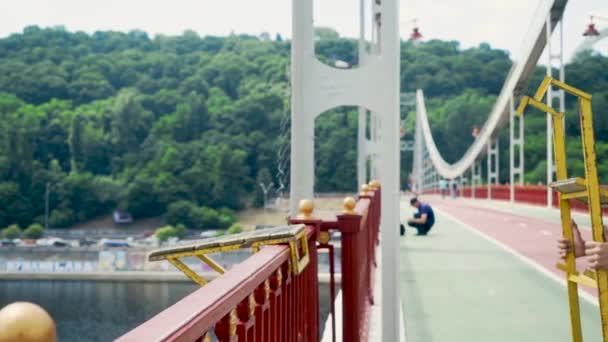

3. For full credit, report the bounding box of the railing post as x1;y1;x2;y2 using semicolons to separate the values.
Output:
337;200;364;342
289;199;321;342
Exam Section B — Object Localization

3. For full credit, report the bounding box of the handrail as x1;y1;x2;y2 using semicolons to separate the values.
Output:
119;185;382;342
117;229;312;342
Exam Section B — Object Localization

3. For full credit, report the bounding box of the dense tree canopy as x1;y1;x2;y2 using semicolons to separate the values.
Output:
0;26;606;229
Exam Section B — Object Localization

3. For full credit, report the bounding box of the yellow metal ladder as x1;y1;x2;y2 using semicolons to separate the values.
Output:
147;224;310;286
517;76;608;342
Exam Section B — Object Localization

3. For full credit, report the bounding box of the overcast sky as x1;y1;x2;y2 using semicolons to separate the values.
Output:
0;0;606;61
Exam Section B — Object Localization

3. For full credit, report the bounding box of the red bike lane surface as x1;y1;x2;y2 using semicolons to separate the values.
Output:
427;197;598;298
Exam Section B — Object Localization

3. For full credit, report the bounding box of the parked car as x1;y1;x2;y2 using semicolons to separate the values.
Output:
79;238;96;247
52;239;69;247
113;210;133;224
200;230;219;238
98;239;131;248
22;239;37;245
36;237;69;247
1;239;16;246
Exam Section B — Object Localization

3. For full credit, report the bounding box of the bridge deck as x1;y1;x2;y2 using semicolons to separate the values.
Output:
399;195;601;341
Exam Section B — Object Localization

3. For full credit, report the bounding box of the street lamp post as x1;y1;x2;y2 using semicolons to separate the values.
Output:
44;182;50;230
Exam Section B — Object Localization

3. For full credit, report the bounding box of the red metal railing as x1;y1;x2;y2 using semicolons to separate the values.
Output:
293;187;381;342
117;226;319;342
119;186;382;342
458;185;608;214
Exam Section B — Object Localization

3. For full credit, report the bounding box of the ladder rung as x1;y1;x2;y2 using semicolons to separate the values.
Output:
584;269;597;280
550;178;586;194
561;190;588;200
550;177;608;207
557;263;598;288
568;274;598;288
556;262;569;273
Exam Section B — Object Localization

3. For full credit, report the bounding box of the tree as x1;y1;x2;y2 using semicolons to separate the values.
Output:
155;225;177;243
314;27;340;40
67;71;115;104
0;27;607;230
165;200;197;227
48;208;75;228
125;175;163;219
2;224;21;239
68;114;85;172
109;89;154;154
23;223;44;239
171;93;208;142
174;224;187;239
206;144;250;209
227;223;243;235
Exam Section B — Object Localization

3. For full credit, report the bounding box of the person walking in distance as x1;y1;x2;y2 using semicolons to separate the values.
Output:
451;181;458;198
439;179;448;198
406;198;435;236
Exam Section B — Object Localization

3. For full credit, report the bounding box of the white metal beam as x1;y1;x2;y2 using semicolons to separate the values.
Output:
411;0;567;180
290;0;401;340
509;94;525;202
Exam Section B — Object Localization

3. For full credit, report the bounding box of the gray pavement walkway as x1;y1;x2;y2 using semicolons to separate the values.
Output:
399;199;602;342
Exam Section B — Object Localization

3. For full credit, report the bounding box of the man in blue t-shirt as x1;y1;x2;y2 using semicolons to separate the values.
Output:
406;198;435;236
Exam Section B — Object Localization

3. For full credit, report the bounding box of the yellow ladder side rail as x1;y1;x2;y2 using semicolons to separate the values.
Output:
532;76;553;102
553;109;585;342
148;225;311;287
167;257;208;286
251;229;310;275
517;92;584;341
197;255;226;275
531;76;593;103
578;96;608;339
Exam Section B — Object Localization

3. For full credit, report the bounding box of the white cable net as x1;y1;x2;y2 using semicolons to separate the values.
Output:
272;65;291;208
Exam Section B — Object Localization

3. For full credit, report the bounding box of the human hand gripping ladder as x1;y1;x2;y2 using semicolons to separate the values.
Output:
147;225;311;287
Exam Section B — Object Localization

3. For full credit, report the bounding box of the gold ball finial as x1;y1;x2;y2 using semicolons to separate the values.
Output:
297;199;314;219
318;230;331;244
0;302;56;342
343;197;357;214
359;184;370;196
369;180;380;189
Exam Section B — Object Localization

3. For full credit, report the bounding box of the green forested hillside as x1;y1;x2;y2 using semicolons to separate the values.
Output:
0;26;606;229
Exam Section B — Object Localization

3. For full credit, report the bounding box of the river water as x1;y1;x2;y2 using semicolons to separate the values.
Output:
0;280;334;341
0;280;197;341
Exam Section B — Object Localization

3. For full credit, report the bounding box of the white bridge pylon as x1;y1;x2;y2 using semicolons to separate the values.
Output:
289;0;401;340
412;0;568;200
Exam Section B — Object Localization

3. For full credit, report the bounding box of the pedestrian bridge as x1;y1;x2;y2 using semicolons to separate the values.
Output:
118;190;605;341
117;0;608;340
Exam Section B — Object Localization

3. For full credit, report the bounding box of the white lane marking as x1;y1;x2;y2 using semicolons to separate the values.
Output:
400;297;407;342
434;207;598;307
540;230;552;236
